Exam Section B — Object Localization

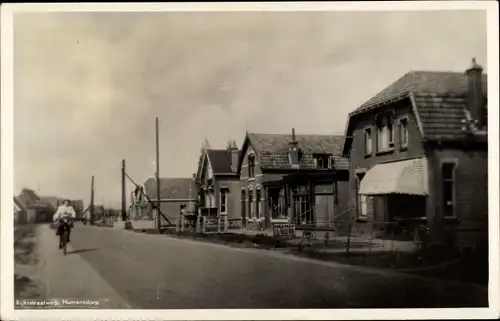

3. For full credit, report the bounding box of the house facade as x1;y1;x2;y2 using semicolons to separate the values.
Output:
237;129;350;231
129;177;198;227
194;141;241;230
16;188;48;223
14;197;27;225
342;59;488;248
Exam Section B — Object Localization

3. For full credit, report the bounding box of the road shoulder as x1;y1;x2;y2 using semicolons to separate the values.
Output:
29;225;133;309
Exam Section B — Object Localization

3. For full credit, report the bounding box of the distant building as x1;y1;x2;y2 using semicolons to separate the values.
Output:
130;177;198;227
194;140;241;230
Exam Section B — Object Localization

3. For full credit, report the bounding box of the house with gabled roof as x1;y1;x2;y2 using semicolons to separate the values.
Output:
341;58;488;248
194;140;241;231
15;188;50;223
237;129;350;231
129;177;198;228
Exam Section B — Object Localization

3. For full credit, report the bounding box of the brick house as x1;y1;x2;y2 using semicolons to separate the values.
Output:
194;141;241;230
129;177;198;228
341;59;488;248
237;129;350;231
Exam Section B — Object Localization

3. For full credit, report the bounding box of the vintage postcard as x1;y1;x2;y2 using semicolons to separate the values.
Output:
1;2;499;320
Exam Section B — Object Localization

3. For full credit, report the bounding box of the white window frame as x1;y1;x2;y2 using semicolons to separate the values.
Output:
364;126;373;156
211;191;216;209
255;187;262;218
442;162;457;218
327;156;334;169
220;188;228;214
248;188;255;218
376;114;394;152
398;117;409;149
248;154;256;179
356;173;368;220
205;191;210;208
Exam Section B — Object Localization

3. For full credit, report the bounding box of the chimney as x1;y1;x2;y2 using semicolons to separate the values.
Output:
465;58;485;128
289;128;300;168
228;141;239;172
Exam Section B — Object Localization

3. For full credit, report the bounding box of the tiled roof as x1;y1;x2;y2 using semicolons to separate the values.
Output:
343;69;488;156
413;92;479;141
350;71;487;116
143;177;197;200
247;133;349;170
16;188;40;209
206;149;237;174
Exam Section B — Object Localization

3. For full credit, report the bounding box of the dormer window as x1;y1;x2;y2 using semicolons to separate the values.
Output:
248;154;255;178
314;154;330;169
376;113;394;152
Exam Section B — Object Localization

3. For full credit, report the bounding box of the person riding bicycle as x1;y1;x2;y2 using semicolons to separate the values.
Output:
53;199;76;246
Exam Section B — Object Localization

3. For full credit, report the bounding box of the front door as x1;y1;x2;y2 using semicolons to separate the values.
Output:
315;194;334;228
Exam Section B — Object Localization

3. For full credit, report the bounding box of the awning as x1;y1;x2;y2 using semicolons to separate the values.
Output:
358;157;429;196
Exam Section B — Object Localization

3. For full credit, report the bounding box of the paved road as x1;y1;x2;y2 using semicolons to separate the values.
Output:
18;224;130;309
33;224;488;309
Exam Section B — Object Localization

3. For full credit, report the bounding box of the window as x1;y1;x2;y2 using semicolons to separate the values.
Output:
248;189;254;218
248;154;255;178
241;190;246;219
376;114;394;152
364;127;373;156
356;173;368;220
204;191;210;207
314;154;330;169
442;163;456;217
256;188;261;218
220;188;228;214
399;118;409;148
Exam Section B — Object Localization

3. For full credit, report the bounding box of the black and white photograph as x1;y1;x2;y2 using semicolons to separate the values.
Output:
1;2;499;320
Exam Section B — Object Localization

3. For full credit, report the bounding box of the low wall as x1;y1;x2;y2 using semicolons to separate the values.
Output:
130;220;156;230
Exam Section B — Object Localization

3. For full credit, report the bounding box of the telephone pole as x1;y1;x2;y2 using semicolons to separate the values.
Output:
155;117;161;232
90;176;95;225
121;159;126;221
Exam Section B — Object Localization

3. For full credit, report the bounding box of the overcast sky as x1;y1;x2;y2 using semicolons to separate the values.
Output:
13;10;487;208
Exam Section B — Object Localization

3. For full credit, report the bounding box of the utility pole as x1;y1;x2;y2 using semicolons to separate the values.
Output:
155;117;161;232
121;159;126;221
90;176;95;225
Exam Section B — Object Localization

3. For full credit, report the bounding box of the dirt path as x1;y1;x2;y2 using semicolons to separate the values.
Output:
14;225;45;300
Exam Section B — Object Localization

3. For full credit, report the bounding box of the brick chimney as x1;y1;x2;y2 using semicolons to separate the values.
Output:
289;128;300;169
465;58;485;128
228;140;239;172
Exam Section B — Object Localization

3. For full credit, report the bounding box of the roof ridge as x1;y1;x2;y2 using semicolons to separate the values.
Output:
249;132;344;137
206;148;227;152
